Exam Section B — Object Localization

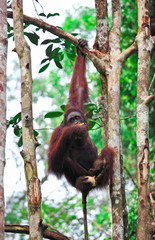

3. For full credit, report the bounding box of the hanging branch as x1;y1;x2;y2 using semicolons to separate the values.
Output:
12;0;42;239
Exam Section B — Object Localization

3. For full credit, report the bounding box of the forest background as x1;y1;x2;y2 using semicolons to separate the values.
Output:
1;0;154;239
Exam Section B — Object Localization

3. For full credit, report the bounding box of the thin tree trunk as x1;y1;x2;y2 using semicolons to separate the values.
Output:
108;1;125;239
0;0;7;239
94;0;109;145
136;0;153;239
12;0;42;239
120;141;129;240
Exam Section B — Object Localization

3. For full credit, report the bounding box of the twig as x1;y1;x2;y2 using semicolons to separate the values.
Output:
35;127;54;131
149;73;155;92
123;165;137;188
120;115;136;120
91;220;111;236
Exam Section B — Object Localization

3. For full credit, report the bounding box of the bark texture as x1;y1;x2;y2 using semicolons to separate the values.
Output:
136;0;153;239
12;0;42;239
108;1;126;239
95;1;129;239
0;0;7;239
94;0;109;145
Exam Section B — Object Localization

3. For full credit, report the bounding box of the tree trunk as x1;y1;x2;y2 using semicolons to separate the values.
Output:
94;0;109;145
12;0;42;239
108;1;125;239
0;0;7;239
95;1;129;239
136;0;153;239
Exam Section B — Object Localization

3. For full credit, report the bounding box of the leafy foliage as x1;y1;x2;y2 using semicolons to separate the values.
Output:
63;7;96;38
5;193;28;225
7;112;23;147
7;112;39;147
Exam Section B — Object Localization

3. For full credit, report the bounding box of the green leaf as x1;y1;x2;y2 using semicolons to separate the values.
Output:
41;39;53;45
45;44;53;58
50;38;62;43
44;111;63;119
88;120;96;130
7;22;13;32
51;47;61;58
24;32;40;45
18;136;23;147
64;40;71;48
39;63;50;73
47;13;60;18
71;33;78;36
34;130;39;137
13;112;22;124
7;120;10;129
14;126;21;137
54;60;63;69
60;105;66;111
8;33;14;38
8;119;14;125
23;23;30;29
39;13;46;17
41;58;49;64
7;112;21;128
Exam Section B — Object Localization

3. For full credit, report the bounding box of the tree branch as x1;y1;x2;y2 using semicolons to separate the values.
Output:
5;224;71;240
7;10;108;75
120;115;136;120
7;10;78;45
144;94;155;106
117;41;138;64
123;165;138;188
91;220;111;236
